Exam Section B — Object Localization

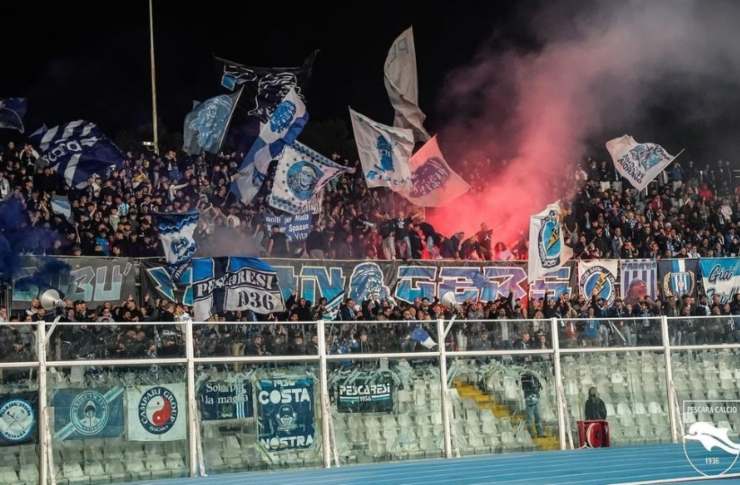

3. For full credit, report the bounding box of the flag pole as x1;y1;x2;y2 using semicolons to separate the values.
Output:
148;0;160;155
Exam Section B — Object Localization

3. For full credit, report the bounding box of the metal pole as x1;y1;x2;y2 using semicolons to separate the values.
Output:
37;322;48;485
551;318;567;450
185;319;198;476
317;320;332;468
436;318;453;459
661;315;678;443
148;0;159;154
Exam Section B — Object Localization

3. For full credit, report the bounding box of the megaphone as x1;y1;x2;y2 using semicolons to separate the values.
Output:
40;289;65;311
441;291;458;309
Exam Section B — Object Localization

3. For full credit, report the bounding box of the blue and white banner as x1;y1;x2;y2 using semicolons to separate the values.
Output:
578;259;619;307
30;120;124;189
257;378;315;451
620;259;657;305
183;89;242;156
699;258;740;305
199;379;253;421
126;384;187;442
658;259;699;299
52;388;124;440
401;136;470;207
263;211;314;242
0;392;37;446
268;142;352;215
528;201;572;283
349;107;414;190
0;97;27;133
155;212;198;279
606;135;676;191
50;195;72;222
336;371;394;413
231;87;309;205
190;257;286;321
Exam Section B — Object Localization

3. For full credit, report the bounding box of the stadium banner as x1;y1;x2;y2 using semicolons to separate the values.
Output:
154;212;199;280
578;260;619;307
257;377;315;451
52;388;124;440
619;259;657;305
657;258;700;299
144;258;579;317
12;256;136;310
699;258;740;305
262;210;314;242
0;392;37;446
400;136;470;207
126;384;187;442
336;371;394;414
199;378;253;421
605;135;676;191
527;201;572;283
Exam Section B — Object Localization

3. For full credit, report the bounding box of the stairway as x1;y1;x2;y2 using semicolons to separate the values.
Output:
453;381;560;451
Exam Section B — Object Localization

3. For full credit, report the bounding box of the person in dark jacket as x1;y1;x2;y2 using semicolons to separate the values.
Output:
584;387;607;420
521;371;544;437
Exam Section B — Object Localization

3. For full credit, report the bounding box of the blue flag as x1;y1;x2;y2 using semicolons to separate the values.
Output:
154;212;198;279
0;98;27;133
52;388;124;440
257;378;314;451
0;392;37;446
30;121;124;188
182;89;242;156
231;87;309;205
699;258;740;305
410;326;437;349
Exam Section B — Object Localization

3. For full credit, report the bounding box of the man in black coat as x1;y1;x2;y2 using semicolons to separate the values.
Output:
584;387;607;420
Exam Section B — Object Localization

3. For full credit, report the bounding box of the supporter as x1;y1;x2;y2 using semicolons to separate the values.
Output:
584;387;607;421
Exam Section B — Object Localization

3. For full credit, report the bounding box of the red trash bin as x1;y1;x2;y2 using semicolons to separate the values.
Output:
577;420;610;448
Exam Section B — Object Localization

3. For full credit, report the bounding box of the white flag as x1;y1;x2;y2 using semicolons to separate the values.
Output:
126;384;187;442
578;260;619;308
50;195;72;222
527;201;572;283
268;142;353;215
400;136;469;207
384;27;430;142
349;107;414;190
605;135;676;191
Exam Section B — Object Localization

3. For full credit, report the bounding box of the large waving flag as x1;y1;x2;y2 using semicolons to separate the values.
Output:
155;212;199;279
349;107;414;190
182;89;242;156
0;98;27;133
231;87;309;205
606;135;678;191
528;201;572;283
30;121;124;189
400;136;469;207
384;27;430;142
268;142;353;215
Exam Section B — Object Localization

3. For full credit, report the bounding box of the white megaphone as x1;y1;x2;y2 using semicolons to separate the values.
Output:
441;291;459;309
39;289;65;311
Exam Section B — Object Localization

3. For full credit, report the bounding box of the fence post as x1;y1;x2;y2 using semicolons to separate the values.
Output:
436;318;453;459
661;315;678;443
317;319;332;468
550;317;567;450
37;321;48;485
185;319;198;476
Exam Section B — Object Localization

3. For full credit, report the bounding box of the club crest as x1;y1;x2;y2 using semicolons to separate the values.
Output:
538;210;561;268
286;161;323;201
580;266;616;306
270;100;297;133
683;400;740;476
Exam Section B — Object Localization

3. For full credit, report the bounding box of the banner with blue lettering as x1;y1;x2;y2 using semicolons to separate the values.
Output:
0;392;37;446
257;378;315;451
336;371;394;413
52;388;124;440
699;258;740;305
658;259;699;299
199;378;253;421
263;211;314;242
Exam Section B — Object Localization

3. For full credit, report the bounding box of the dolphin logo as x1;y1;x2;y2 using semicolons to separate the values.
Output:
685;422;740;456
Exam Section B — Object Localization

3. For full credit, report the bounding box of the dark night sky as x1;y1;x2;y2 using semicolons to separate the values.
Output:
0;1;535;142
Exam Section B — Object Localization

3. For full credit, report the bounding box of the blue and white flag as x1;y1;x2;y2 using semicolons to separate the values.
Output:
155;212;198;280
257;378;314;451
183;89;242;156
268;142;352;215
50;195;72;222
349;107;413;190
410;326;436;349
52;388;124;440
199;379;253;421
0;392;37;446
658;259;699;298
337;371;394;413
620;259;657;305
606;135;677;191
699;258;740;305
578;259;619;307
231;87;309;205
191;257;286;321
263;210;314;242
30;121;124;189
401;136;470;207
0;98;27;133
528;201;572;283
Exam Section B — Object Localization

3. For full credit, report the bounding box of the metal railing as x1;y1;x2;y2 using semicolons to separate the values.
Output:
0;315;738;484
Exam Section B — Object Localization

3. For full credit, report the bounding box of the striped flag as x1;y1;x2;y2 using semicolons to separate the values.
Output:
620;259;657;305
